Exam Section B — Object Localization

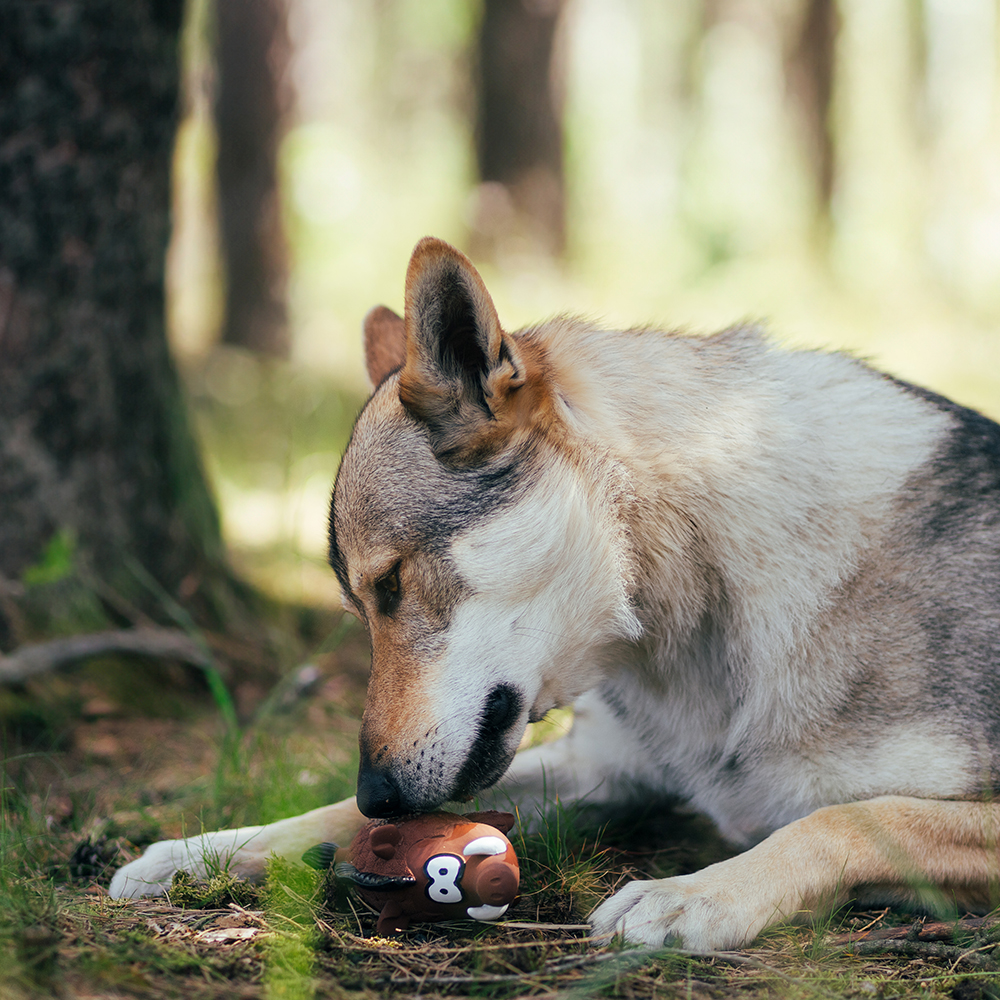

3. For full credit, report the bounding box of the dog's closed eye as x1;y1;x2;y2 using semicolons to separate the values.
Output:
374;563;402;617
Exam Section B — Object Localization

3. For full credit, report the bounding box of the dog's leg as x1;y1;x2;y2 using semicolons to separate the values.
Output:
109;797;366;899
590;796;1000;951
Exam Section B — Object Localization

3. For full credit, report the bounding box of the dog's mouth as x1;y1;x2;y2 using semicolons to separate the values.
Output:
356;683;525;818
450;682;524;798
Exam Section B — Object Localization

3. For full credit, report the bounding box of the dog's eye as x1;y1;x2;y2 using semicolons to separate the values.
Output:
374;564;401;617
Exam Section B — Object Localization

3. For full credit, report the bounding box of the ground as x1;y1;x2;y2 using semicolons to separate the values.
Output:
3;617;1000;1000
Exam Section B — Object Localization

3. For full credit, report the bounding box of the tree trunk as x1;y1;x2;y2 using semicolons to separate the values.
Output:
472;0;566;259
214;0;291;357
0;0;239;648
785;0;840;219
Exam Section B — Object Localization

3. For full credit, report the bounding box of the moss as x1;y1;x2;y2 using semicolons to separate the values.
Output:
166;868;262;909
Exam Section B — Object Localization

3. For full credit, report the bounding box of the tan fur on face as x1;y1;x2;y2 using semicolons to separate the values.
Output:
360;636;431;767
354;544;471;767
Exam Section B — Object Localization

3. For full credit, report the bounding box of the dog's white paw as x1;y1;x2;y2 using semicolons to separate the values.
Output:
109;839;203;899
590;873;763;951
109;828;270;899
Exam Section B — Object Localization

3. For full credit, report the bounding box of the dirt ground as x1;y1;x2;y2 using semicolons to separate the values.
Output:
5;617;1000;999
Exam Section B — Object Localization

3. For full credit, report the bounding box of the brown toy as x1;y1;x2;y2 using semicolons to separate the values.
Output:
303;810;519;935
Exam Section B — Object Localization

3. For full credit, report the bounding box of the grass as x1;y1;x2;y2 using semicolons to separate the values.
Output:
5;621;1000;999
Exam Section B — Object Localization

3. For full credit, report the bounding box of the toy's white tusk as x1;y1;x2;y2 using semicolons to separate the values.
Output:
461;835;506;856
466;903;508;921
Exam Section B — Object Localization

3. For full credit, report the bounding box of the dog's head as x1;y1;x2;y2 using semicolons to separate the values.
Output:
330;238;640;817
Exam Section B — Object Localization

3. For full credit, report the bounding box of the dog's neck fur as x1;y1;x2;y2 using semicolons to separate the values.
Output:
529;317;949;724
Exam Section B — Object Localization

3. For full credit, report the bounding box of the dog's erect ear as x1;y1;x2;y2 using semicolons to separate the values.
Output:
363;305;407;387
398;238;526;461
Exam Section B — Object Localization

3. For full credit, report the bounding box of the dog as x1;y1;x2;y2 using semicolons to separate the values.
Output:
111;236;1000;951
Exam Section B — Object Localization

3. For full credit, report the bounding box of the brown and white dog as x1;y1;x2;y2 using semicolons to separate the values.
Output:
111;237;1000;951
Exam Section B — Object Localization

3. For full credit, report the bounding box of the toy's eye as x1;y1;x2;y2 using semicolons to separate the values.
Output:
374;563;401;617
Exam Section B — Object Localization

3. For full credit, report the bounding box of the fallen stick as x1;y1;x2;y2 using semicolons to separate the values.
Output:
832;915;998;946
0;627;213;683
846;938;999;970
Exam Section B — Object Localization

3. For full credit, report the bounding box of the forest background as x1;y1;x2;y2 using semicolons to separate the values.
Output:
177;0;1000;608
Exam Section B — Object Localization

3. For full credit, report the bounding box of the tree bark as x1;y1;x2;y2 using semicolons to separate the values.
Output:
785;0;840;218
214;0;291;357
0;0;239;648
472;0;566;258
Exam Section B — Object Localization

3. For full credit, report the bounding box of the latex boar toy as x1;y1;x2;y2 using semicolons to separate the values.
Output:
304;810;519;935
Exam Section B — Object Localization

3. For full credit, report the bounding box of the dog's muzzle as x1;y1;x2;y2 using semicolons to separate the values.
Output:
355;683;525;817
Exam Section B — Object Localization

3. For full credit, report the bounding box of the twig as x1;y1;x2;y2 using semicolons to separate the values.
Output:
846;937;999;970
833;914;996;946
226;902;267;927
545;950;628;972
319;934;610;953
371;947;643;987
664;948;848;1000
252;663;323;720
499;920;592;931
853;908;891;936
0;627;213;683
948;943;1000;975
359;943;843;997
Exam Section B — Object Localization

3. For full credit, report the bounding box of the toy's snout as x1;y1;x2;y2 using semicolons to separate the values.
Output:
469;855;518;907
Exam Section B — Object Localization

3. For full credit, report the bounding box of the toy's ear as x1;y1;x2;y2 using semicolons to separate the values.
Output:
464;810;516;836
301;842;339;870
370;824;402;860
363;305;406;387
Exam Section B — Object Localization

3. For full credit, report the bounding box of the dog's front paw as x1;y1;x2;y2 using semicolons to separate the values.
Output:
590;873;760;951
109;839;203;899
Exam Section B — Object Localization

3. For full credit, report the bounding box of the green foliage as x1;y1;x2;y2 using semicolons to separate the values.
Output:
0;773;61;995
1;889;61;994
16;528;110;639
167;868;262;909
264;853;322;920
4;754;1000;999
21;528;76;588
125;553;241;741
511;797;613;920
0;685;79;752
203;726;357;835
263;856;323;1000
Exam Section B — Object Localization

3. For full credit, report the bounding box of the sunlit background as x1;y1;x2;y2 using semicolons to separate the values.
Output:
166;0;1000;609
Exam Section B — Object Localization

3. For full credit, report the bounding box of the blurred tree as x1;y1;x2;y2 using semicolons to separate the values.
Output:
472;0;566;258
785;0;839;222
214;0;291;357
0;0;244;649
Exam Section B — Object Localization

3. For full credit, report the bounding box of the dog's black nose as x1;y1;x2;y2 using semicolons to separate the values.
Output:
356;763;402;817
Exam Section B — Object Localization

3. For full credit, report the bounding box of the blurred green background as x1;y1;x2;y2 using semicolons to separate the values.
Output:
170;0;1000;609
